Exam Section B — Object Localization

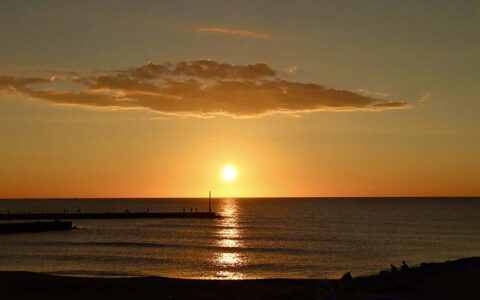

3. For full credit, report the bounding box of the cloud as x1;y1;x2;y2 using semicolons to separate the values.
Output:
357;89;392;99
283;67;299;75
419;92;432;103
0;60;407;117
0;76;51;91
121;60;277;80
196;27;270;39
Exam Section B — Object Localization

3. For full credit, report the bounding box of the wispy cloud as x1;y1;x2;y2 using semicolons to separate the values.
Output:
0;60;407;117
196;27;270;39
419;92;432;103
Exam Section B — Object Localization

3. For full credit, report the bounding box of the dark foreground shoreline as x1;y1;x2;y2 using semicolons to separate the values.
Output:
1;257;479;300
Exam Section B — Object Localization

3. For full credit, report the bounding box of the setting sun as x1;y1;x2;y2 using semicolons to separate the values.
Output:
221;165;238;182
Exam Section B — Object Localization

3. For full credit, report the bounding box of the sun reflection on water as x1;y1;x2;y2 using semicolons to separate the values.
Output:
213;198;245;279
218;238;239;248
215;252;242;266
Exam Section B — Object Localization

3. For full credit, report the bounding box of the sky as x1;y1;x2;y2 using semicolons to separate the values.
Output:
0;0;479;198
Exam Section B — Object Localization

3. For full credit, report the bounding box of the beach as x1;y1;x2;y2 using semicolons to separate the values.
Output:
1;257;479;299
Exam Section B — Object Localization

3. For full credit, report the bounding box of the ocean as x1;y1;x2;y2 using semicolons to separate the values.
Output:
0;198;479;279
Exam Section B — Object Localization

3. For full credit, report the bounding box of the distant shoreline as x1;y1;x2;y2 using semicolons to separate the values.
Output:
1;257;479;299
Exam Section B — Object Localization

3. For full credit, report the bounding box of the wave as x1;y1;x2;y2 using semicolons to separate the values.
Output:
3;253;168;264
21;241;321;255
48;270;141;277
143;223;254;230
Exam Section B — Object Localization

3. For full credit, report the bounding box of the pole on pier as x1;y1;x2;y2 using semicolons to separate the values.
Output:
209;191;211;213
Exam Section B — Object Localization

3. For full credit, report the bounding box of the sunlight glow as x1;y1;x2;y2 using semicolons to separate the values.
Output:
221;165;237;182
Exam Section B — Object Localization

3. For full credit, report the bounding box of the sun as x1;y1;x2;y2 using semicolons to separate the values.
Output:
221;165;238;182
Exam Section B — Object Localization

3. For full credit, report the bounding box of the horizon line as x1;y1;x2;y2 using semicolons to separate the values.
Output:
0;196;479;200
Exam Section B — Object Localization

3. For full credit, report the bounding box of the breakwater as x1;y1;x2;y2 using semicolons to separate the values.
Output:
0;211;219;220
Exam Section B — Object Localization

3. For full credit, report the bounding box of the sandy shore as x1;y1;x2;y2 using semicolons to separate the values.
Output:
1;257;479;299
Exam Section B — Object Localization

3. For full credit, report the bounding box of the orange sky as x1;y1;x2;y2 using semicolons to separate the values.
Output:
0;1;479;198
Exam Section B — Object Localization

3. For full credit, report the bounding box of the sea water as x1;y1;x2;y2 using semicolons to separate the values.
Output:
0;198;479;279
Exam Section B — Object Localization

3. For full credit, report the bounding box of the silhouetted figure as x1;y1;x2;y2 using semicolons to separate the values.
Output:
401;261;409;272
190;208;193;213
341;272;353;280
391;264;398;273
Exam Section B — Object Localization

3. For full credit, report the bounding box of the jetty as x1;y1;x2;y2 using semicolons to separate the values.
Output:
0;220;73;234
0;211;219;221
1;192;220;221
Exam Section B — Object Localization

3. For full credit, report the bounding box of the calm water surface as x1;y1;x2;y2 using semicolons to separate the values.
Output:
0;198;479;279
